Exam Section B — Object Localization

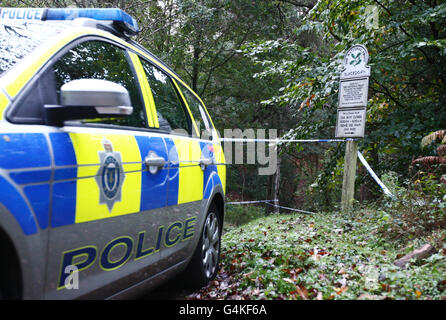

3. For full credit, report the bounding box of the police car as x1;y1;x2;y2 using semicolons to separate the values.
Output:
0;7;226;299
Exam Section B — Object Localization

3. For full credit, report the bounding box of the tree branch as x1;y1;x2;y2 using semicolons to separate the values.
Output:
374;0;435;64
276;0;316;9
199;27;254;96
373;0;392;16
370;76;407;109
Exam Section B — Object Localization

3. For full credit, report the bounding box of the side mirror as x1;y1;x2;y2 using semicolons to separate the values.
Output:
45;79;133;126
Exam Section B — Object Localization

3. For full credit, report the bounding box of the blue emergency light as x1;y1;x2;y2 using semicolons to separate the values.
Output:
0;7;139;35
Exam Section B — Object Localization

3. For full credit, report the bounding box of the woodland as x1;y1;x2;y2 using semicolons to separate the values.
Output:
6;0;446;299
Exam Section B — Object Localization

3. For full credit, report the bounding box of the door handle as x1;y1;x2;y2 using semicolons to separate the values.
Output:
199;157;213;171
144;151;166;174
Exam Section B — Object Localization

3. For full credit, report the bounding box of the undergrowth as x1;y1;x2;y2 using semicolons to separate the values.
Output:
188;203;446;300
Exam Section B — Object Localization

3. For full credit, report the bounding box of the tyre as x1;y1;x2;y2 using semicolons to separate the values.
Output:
183;203;222;289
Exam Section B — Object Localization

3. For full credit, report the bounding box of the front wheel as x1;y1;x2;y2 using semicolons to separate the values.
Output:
184;203;221;289
201;211;220;280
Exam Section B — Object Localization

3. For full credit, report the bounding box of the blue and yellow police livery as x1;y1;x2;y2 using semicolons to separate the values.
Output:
0;7;225;299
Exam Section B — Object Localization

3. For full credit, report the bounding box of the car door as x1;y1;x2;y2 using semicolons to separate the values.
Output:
43;39;170;298
137;58;206;267
175;81;226;200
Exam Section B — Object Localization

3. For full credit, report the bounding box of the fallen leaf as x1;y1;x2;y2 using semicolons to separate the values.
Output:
295;285;309;300
319;273;327;281
334;286;348;295
338;268;347;275
358;293;383;300
380;283;391;292
220;281;229;290
283;278;295;284
415;289;422;298
295;267;304;274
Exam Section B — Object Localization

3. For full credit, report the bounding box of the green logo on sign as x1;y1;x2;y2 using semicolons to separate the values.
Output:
349;52;362;66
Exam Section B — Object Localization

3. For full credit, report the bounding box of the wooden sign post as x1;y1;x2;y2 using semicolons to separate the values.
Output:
337;45;370;211
341;139;359;211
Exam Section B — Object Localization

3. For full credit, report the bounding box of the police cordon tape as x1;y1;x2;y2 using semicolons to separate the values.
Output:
226;199;279;205
226;199;316;215
222;137;396;213
263;201;316;215
357;150;396;200
220;138;355;143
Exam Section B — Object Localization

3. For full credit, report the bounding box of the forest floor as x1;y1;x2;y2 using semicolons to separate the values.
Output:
184;206;446;300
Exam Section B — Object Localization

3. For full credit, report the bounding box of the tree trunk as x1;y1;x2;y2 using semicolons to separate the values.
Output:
272;110;282;213
394;244;437;268
266;174;273;214
273;154;281;213
191;45;201;93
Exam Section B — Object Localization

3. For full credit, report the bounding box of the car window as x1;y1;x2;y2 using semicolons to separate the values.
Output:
140;59;191;136
53;40;147;129
0;21;67;77
179;84;213;140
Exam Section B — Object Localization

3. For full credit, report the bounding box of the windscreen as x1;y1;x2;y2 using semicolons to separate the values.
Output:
0;21;66;77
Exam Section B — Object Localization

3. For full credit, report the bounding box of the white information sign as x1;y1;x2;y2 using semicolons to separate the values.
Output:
339;78;369;108
335;108;367;138
340;44;370;80
335;44;370;138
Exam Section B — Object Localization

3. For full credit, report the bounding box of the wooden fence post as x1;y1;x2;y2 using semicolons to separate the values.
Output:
341;140;358;211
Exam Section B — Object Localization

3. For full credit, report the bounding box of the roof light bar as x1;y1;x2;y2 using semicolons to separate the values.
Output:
0;7;139;35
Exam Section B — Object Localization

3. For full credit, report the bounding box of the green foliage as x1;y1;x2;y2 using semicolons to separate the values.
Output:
190;210;446;300
378;171;446;241
223;204;266;228
306;144;344;210
13;0;446;209
242;0;446;206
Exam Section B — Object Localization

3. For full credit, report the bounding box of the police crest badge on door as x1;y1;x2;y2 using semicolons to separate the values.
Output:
95;138;125;211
